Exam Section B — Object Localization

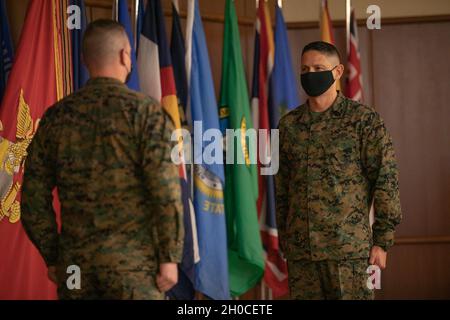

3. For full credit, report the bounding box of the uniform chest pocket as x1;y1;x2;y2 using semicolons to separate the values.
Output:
325;133;359;172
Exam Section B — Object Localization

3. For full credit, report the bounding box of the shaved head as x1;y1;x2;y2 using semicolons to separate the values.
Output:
82;19;130;69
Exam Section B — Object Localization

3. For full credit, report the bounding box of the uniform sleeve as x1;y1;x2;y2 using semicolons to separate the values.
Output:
361;111;402;252
275;122;289;253
140;103;184;264
21;116;59;267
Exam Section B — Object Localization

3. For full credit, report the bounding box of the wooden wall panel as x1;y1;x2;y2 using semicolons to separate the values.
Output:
372;22;450;237
371;21;450;299
376;243;450;299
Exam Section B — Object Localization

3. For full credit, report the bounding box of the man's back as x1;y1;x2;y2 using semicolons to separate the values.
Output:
21;77;183;278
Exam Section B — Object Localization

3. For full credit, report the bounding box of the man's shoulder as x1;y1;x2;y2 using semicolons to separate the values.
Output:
46;86;160;116
82;83;159;108
114;86;158;106
342;96;380;122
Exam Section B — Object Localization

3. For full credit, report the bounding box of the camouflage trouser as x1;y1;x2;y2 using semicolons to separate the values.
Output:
57;270;164;300
288;259;375;300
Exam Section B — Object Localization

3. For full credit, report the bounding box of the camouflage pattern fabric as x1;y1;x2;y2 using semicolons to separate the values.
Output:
288;258;374;300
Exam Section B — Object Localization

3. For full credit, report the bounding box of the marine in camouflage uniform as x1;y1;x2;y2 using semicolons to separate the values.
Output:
276;92;402;300
21;77;184;299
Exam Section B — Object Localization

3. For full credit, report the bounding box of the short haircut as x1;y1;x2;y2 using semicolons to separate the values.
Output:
301;41;341;63
82;19;129;67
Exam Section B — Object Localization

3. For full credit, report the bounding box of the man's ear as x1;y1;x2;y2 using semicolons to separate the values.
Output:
120;49;127;67
335;64;345;80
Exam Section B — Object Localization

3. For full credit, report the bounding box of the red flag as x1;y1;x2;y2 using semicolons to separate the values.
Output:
0;0;66;299
252;1;274;223
346;8;364;102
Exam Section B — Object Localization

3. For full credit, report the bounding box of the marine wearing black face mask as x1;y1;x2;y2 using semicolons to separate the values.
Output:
276;41;402;300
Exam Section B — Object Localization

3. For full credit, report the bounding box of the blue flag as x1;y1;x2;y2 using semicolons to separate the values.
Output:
270;4;300;125
186;0;230;300
71;0;89;91
118;0;140;91
0;0;14;103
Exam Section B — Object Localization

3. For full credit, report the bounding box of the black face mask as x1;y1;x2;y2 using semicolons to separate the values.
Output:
301;66;337;97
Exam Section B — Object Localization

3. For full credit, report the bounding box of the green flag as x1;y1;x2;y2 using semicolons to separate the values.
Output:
219;0;264;297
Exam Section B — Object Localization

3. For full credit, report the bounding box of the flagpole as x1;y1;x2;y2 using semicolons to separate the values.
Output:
173;0;179;12
319;0;322;31
346;0;351;56
113;0;118;21
134;0;139;50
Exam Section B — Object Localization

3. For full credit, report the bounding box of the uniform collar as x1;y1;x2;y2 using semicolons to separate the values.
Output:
299;91;346;123
85;77;126;87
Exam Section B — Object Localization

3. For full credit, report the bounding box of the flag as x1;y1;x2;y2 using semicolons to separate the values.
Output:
262;3;300;298
219;0;264;297
138;0;195;300
185;0;230;300
345;8;363;102
171;0;188;112
250;0;281;298
138;0;180;129
251;0;274;230
271;4;300;117
0;0;70;299
320;0;341;91
0;0;14;104
118;0;140;91
167;0;199;300
71;0;89;91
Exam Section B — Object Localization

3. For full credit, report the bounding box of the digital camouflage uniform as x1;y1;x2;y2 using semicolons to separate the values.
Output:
276;92;402;300
21;77;184;300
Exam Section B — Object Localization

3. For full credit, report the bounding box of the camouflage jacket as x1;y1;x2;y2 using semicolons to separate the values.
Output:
21;77;184;274
276;93;402;261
